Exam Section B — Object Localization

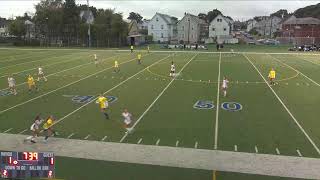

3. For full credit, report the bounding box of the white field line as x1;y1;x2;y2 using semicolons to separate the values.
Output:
84;134;91;140
297;149;302;157
243;54;320;155
137;138;143;144
234;145;238;152
0;53;121;91
0;52;80;71
176;140;179;147
276;148;281;155
269;55;320;87
0;52;47;63
120;53;198;143
101;136;108;141
0;54;144;114
51;54;170;129
18;129;28;134
3;128;12;133
255;146;259;153
67;133;75;139
156;139;160;146
293;55;320;66
195;142;198;149
214;52;221;150
0;55;83;78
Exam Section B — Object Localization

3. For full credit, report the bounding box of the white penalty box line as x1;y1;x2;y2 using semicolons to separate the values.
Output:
0;53;152;114
120;53;198;143
51;53;175;129
243;53;320;155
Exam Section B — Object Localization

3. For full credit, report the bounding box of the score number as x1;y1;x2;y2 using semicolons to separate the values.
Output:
19;152;38;161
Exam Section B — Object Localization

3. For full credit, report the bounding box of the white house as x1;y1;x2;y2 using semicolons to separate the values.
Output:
0;18;9;37
249;16;282;36
209;14;233;38
148;13;178;43
207;14;238;44
247;19;257;32
177;13;207;44
138;19;150;30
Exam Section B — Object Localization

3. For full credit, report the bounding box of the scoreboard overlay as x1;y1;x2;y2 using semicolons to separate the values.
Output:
1;151;55;179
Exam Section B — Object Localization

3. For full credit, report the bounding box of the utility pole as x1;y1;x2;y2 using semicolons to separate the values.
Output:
270;16;273;38
87;0;91;48
187;17;190;44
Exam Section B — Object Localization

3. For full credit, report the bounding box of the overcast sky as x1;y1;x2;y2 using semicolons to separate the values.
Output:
0;0;318;21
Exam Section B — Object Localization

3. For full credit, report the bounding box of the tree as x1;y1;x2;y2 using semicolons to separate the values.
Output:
198;13;207;22
271;9;288;18
294;3;320;19
207;9;222;23
127;12;143;23
8;17;26;38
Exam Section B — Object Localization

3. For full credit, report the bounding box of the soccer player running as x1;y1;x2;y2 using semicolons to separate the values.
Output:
122;109;133;133
43;115;58;142
7;75;17;95
24;114;44;143
268;68;276;85
147;45;150;53
96;94;110;120
130;45;134;53
37;67;47;82
137;53;142;64
170;61;176;77
114;60;120;73
27;74;38;93
92;54;99;67
221;76;229;97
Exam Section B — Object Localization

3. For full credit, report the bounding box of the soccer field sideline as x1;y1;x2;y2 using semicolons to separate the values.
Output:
1;133;320;179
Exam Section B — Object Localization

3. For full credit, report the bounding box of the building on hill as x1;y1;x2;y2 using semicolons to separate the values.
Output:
246;19;257;32
278;15;320;45
127;20;146;45
138;19;150;30
0;18;9;37
207;14;238;44
148;13;178;43
177;13;208;44
251;16;282;37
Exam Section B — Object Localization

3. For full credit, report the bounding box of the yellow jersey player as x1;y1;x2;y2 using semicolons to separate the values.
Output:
27;75;38;92
268;68;276;85
114;60;120;73
43;115;57;142
137;53;142;64
96;94;110;119
130;45;134;53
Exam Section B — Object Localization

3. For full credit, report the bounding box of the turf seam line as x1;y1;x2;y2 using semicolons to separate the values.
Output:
269;54;320;87
243;53;320;155
0;53;122;91
293;54;320;66
214;52;221;150
119;53;198;143
0;53;147;114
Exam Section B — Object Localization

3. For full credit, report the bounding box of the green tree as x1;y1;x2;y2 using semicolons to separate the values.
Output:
127;12;143;23
271;9;288;18
207;9;222;23
198;13;207;22
294;3;320;19
8;17;26;38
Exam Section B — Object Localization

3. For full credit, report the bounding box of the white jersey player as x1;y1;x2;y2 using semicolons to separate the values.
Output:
7;75;17;95
122;109;132;132
93;54;99;67
170;61;176;77
24;115;44;143
221;76;229;97
37;67;47;81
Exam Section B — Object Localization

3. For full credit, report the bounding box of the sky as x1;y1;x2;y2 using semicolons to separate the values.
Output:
0;0;318;21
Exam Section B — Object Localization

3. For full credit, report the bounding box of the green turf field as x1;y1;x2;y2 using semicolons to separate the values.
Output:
0;47;319;179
